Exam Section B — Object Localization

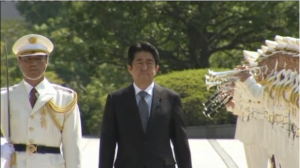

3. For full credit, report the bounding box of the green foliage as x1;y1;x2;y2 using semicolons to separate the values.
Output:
15;2;64;26
76;78;106;136
1;19;30;87
154;68;237;126
16;1;299;75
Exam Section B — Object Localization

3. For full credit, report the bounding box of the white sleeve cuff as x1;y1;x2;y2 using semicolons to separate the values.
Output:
1;143;15;168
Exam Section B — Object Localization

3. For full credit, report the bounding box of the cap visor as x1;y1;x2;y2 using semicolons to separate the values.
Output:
19;52;48;57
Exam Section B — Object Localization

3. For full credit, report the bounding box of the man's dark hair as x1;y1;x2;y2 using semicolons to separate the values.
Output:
127;42;159;66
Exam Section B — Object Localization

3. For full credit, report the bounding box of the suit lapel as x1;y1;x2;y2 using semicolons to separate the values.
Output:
125;84;145;135
149;83;163;119
10;82;32;112
147;83;163;131
30;79;56;115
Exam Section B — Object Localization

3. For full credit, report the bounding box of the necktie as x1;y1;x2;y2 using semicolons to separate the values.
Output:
29;88;37;108
138;91;149;132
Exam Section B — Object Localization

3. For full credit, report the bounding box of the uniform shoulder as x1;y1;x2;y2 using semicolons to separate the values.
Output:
1;87;6;95
1;85;18;94
51;84;76;96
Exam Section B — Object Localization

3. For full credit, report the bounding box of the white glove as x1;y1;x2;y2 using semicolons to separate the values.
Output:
1;143;15;168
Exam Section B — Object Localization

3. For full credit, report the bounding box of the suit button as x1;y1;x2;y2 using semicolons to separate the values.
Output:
29;127;34;132
30;115;34;119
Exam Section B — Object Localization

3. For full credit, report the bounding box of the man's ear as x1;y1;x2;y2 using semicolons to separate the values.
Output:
127;64;132;72
17;57;22;67
18;64;23;72
155;65;160;73
127;65;134;76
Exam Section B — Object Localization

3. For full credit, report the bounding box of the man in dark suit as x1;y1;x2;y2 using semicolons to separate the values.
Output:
99;42;192;168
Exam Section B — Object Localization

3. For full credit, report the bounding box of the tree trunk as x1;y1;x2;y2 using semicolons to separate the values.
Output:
199;44;210;68
187;25;210;68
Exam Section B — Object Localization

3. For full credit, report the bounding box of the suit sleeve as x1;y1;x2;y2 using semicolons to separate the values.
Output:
170;94;192;168
62;103;82;168
99;94;117;168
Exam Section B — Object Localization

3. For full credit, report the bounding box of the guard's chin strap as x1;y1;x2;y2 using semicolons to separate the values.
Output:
22;71;46;81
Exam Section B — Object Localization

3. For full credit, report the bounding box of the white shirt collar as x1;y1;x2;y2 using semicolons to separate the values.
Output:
22;78;46;97
133;82;154;96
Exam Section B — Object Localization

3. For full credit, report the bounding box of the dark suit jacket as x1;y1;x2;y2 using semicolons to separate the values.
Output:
99;83;192;168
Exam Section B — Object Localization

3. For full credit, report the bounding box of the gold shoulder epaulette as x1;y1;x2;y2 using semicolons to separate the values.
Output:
47;84;78;113
45;84;78;131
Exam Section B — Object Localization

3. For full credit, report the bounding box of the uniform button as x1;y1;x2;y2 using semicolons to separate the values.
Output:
29;127;34;131
29;139;34;143
30;115;34;119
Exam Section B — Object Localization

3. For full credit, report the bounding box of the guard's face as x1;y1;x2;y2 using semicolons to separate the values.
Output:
128;51;159;85
18;55;48;80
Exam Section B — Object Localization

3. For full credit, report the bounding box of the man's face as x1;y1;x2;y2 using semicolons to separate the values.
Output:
18;55;48;79
128;51;159;85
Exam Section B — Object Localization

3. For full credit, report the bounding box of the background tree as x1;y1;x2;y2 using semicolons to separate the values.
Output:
17;1;299;69
15;2;64;26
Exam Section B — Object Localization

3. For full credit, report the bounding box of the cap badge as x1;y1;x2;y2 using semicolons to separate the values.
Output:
28;37;37;44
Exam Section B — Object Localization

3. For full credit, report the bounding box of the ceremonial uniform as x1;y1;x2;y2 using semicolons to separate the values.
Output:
239;76;269;168
238;70;299;168
220;35;299;168
232;80;253;144
0;34;82;168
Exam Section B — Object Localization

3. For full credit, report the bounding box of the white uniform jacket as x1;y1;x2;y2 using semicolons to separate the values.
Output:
1;78;82;168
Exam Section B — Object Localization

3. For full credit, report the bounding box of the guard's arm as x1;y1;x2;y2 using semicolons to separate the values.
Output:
62;103;82;168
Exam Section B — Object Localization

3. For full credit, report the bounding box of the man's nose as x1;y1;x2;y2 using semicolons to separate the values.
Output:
29;59;38;65
141;63;148;70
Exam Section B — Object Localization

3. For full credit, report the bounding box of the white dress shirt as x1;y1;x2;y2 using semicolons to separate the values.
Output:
23;79;46;99
133;82;154;117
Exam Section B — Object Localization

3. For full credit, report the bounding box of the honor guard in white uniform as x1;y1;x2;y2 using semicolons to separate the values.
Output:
236;69;270;168
1;34;82;168
225;35;299;168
